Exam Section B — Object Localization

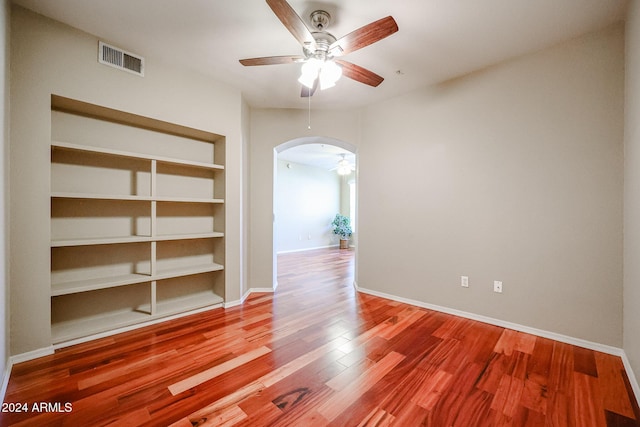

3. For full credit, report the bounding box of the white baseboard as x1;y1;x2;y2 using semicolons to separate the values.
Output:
1;346;55;403
277;245;338;255
0;357;11;404
10;346;55;364
621;352;640;406
227;285;278;309
223;298;244;309
354;283;640;406
247;287;277;293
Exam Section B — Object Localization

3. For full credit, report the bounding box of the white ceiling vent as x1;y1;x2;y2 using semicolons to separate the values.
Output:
98;41;144;77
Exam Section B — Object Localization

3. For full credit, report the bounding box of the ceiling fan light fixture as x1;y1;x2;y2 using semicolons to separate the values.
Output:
337;158;351;175
319;60;342;90
299;58;342;91
298;58;321;88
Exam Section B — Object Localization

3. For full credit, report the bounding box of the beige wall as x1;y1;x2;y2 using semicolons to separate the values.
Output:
9;6;243;354
249;108;361;289
1;0;9;371
625;1;640;386
358;25;624;346
276;159;340;252
241;99;250;299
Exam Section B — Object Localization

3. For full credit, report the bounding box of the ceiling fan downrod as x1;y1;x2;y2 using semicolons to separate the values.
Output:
310;10;331;31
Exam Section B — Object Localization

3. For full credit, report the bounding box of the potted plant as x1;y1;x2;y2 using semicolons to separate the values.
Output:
331;213;353;249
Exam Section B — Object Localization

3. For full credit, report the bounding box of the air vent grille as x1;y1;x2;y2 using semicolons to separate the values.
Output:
98;41;144;76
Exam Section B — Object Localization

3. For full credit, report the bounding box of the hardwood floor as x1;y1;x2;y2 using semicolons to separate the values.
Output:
1;247;639;426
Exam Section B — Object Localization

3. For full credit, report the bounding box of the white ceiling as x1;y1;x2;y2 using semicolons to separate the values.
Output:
12;0;628;112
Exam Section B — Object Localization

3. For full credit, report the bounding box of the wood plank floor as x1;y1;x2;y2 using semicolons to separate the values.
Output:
2;247;639;426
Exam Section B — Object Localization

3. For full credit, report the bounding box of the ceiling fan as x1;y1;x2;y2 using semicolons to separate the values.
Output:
239;0;399;97
330;154;355;175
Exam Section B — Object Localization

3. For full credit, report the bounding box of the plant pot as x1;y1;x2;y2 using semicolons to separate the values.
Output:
339;239;349;249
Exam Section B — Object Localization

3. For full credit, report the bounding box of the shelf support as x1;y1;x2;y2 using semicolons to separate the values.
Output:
150;281;157;316
151;159;157;238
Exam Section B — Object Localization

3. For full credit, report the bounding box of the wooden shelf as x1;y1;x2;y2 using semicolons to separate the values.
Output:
52;192;224;204
51;192;153;202
52;141;224;171
51;236;152;247
155;263;224;281
51;273;152;296
51;291;224;344
155;197;224;204
51;263;224;297
155;290;224;317
52;192;153;201
51;232;224;248
51;308;152;344
154;232;224;242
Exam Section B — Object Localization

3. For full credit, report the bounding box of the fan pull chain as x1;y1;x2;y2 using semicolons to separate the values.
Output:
308;93;312;130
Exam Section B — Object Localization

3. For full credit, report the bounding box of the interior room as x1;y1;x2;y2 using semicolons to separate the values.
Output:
276;142;356;255
1;0;640;424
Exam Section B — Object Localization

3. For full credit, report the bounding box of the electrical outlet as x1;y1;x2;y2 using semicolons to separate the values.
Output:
461;276;469;288
493;280;503;293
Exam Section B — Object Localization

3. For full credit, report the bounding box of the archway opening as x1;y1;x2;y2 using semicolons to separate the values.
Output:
273;136;357;289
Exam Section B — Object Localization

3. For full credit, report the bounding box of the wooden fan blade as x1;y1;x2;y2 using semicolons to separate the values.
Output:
335;60;384;87
266;0;316;50
330;16;398;57
301;78;318;97
240;55;305;66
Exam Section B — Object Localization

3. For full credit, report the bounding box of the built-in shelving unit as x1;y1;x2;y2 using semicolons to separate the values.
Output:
50;95;226;344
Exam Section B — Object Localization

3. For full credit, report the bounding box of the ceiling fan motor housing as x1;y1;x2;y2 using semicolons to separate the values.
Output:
304;32;337;60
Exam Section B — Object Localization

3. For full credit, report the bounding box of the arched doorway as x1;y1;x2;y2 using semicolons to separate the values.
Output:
273;136;357;289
